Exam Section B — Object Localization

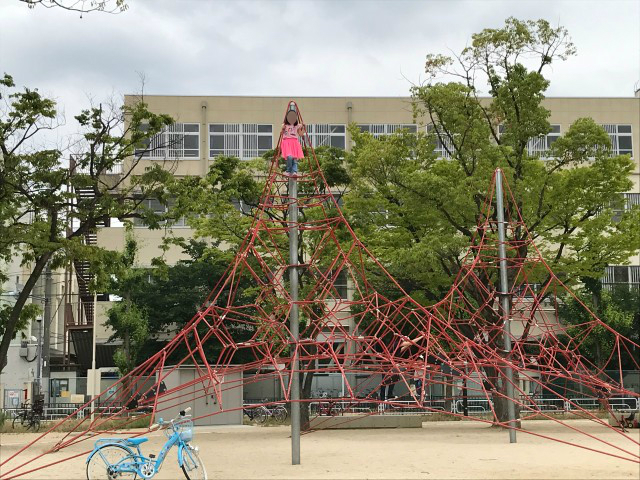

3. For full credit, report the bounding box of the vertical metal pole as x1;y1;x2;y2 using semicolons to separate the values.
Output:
42;265;52;404
91;291;97;422
36;317;42;396
288;176;301;465
35;274;44;397
462;362;469;417
495;169;517;443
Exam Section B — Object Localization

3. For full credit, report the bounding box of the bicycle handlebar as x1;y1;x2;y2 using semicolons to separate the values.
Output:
150;407;192;431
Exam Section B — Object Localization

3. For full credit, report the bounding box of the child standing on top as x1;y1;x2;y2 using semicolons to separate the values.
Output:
281;109;305;176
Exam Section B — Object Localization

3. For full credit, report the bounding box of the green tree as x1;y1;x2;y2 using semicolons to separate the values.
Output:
104;234;149;375
345;18;640;423
0;73;176;371
111;239;242;366
559;281;639;370
108;300;148;376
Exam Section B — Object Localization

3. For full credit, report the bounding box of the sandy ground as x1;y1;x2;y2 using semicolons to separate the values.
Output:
1;420;639;479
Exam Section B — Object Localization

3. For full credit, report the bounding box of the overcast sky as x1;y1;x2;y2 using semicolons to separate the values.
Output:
1;0;639;125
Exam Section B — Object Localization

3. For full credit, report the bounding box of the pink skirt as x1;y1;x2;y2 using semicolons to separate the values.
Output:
280;137;304;159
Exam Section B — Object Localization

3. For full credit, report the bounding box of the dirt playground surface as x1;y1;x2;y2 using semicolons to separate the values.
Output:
1;420;639;479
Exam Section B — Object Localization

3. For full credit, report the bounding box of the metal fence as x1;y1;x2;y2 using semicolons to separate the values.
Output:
2;402;127;422
6;396;638;422
262;395;640;417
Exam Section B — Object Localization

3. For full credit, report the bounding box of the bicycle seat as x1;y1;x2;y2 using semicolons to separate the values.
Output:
125;437;148;446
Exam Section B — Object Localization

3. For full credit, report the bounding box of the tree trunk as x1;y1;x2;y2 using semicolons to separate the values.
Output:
300;354;315;430
485;365;521;428
123;331;131;372
444;376;454;413
0;253;51;373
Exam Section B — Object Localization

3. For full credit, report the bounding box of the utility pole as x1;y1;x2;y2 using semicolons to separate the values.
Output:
495;168;517;443
42;265;53;403
288;175;301;465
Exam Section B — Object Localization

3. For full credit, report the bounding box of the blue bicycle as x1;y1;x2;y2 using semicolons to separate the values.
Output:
85;408;207;480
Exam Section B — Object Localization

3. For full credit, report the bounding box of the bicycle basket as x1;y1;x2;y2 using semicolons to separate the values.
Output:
175;419;193;442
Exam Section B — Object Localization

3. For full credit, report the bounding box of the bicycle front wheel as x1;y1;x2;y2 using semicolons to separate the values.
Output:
181;447;207;480
86;445;137;480
254;407;268;424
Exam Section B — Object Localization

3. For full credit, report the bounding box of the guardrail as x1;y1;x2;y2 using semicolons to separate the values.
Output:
608;397;639;410
520;397;565;412
454;398;492;414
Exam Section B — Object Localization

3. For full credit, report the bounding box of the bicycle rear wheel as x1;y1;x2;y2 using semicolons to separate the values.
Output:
28;416;41;432
12;413;24;429
181;447;207;480
273;406;288;423
86;445;137;480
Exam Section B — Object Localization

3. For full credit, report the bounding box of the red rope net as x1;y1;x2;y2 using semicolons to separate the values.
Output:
2;101;639;478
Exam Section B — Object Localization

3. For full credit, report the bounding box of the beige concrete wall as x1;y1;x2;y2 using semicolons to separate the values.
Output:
94;301;115;343
159;366;243;425
97;226;195;266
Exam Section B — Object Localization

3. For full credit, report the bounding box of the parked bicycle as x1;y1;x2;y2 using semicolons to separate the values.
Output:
263;403;288;423
12;397;43;432
85;407;206;480
243;401;288;424
310;398;344;417
243;405;268;424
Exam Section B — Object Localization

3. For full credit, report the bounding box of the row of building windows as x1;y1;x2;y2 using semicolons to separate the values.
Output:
136;123;420;160
137;123;351;160
526;124;633;159
430;124;633;160
136;122;634;161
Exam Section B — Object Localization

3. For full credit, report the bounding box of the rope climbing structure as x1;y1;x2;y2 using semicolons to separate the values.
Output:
2;101;639;478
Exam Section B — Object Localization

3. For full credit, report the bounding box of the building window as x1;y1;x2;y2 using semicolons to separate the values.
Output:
333;269;348;299
209;124;273;160
231;198;254;215
602;124;633;157
133;199;187;228
527;125;561;158
50;379;70;398
325;193;344;208
136;123;200;160
601;265;640;290
611;193;640;222
427;124;455;159
316;342;344;375
306;124;346;149
358;124;417;139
